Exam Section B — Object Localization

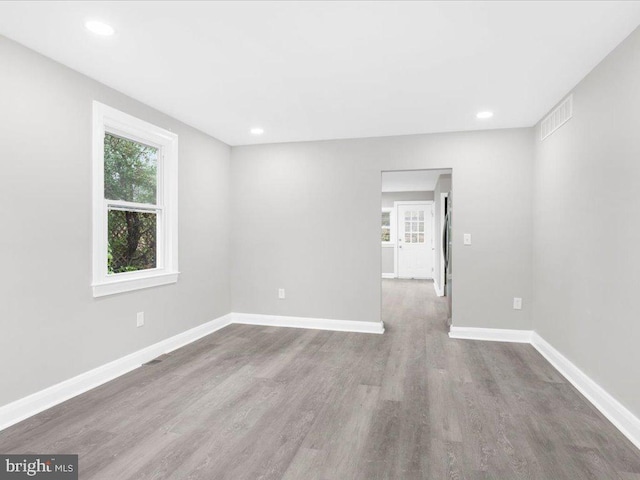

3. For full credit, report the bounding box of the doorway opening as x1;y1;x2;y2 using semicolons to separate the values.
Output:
381;169;453;327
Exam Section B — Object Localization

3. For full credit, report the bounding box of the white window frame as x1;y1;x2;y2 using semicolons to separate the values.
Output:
92;101;179;297
381;207;396;246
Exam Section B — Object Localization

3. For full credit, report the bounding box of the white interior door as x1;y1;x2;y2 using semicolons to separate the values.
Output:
397;203;434;279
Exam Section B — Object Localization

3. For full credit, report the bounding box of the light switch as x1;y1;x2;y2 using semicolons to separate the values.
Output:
463;233;472;245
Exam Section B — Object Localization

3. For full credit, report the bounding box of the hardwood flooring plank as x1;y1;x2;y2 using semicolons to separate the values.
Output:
280;447;325;480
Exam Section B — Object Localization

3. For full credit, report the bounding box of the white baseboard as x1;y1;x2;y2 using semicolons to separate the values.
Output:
448;326;533;343
7;314;637;453
381;273;396;279
0;311;384;432
433;279;444;297
448;325;640;451
231;312;385;334
0;313;233;432
531;333;640;451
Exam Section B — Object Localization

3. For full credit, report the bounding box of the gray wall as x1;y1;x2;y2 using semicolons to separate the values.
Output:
381;191;434;208
231;129;534;328
434;174;452;290
380;191;434;276
381;247;395;275
533;27;640;418
0;36;231;407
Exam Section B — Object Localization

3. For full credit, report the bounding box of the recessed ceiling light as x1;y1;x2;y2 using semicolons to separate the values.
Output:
476;111;494;119
85;20;114;36
250;127;264;135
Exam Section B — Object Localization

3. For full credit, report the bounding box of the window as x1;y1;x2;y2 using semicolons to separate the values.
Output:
92;102;179;297
381;211;391;242
381;208;395;244
403;210;426;243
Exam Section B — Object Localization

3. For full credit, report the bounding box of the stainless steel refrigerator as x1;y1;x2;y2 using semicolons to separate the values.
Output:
443;193;453;323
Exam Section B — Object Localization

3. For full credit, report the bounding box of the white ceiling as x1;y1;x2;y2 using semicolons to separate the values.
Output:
1;2;640;146
382;170;451;193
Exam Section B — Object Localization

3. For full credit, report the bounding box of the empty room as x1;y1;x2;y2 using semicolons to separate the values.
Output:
1;1;640;479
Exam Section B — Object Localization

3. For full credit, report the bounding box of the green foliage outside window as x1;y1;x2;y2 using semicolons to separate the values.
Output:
104;134;158;274
381;211;391;242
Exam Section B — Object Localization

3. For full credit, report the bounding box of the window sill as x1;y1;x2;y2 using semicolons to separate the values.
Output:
381;243;396;248
92;271;179;297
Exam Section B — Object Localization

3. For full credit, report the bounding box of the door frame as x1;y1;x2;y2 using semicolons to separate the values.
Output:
394;200;435;280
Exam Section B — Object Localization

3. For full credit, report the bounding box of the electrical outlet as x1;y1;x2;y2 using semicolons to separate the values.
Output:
278;288;285;299
136;312;145;327
513;298;522;310
464;233;472;245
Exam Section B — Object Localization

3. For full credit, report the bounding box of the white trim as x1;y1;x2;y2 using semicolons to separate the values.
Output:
0;312;385;432
381;273;396;279
448;326;640;451
433;279;444;296
92;101;179;297
13;315;637;452
92;271;180;297
531;333;640;451
0;313;233;432
448;326;533;343
231;312;385;334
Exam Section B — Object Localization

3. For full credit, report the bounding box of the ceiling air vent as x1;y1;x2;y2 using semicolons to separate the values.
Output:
541;95;573;141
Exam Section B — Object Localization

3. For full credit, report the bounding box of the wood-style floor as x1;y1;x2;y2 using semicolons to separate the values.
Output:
1;279;640;479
